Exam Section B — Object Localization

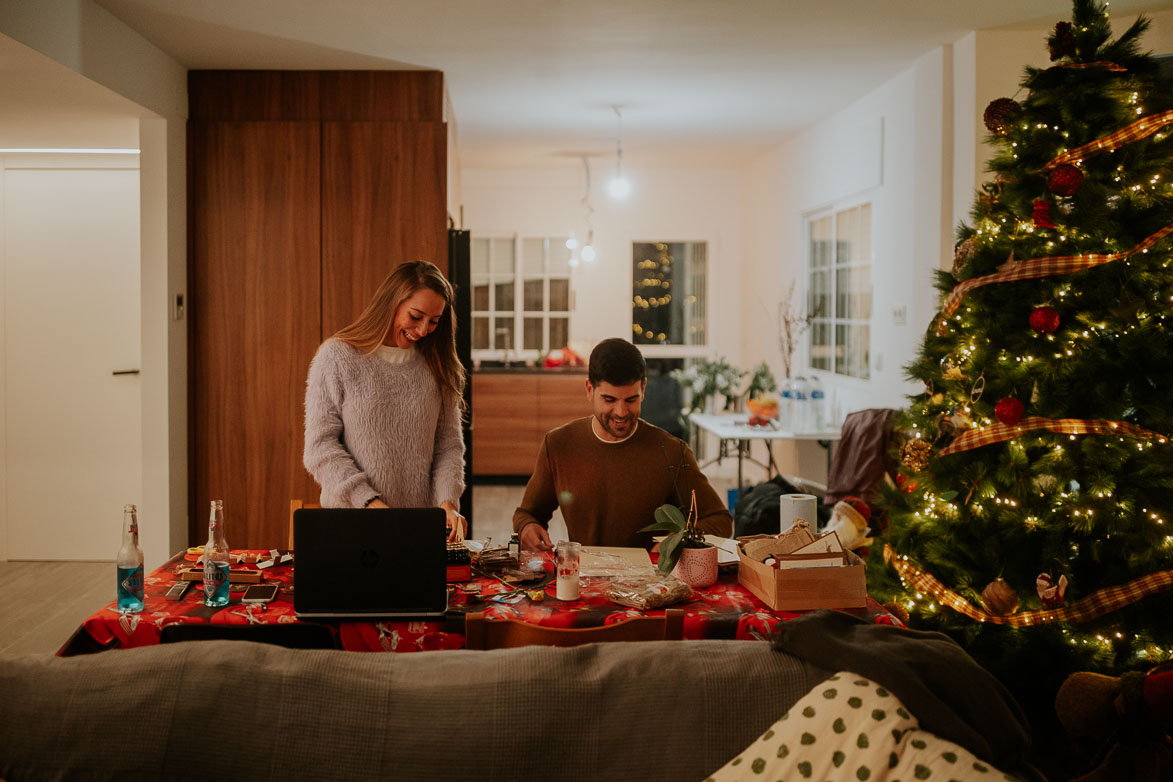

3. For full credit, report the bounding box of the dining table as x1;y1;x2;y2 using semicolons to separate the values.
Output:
58;547;900;655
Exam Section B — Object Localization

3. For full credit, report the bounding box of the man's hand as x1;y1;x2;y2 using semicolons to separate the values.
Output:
519;522;553;551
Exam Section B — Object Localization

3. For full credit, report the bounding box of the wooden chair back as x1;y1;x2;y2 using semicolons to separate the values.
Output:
464;608;684;650
160;622;338;649
289;499;321;549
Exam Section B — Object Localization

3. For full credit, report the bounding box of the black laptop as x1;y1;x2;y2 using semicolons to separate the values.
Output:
293;507;448;619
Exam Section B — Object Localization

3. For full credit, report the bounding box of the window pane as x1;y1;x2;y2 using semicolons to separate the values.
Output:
493;318;515;351
472;283;489;312
836;207;857;264
549;278;569;311
523;279;544;312
523;317;543;350
549;317;568;350
808;270;831;319
522;238;545;276
856;204;872;261
472;316;489;350
835;323;870;379
809;320;831;371
809;217;832;268
836;266;872;319
494;281;514;311
632;240;706;346
549;239;571;275
492;238;515;275
471;238;490;276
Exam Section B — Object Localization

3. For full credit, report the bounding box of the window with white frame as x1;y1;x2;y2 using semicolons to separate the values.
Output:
807;202;872;379
471;235;572;357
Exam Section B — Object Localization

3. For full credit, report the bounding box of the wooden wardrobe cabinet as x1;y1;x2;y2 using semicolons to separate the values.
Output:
189;71;448;548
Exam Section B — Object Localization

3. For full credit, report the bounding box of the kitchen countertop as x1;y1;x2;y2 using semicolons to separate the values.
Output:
473;363;586;374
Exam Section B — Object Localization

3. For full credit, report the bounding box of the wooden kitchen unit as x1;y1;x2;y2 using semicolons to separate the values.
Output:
471;370;589;476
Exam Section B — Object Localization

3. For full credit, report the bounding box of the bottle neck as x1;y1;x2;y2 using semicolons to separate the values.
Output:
123;511;139;545
207;508;227;546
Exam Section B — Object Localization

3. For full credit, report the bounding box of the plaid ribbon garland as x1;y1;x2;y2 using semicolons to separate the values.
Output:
936;108;1173;330
884;544;1173;626
936;415;1168;457
938;222;1173;327
1047;109;1173;169
1054;61;1128;73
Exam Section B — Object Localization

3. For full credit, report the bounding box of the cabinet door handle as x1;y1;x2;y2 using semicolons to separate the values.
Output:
112;369;140;376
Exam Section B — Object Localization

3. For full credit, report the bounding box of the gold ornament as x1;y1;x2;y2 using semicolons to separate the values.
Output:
981;578;1020;616
900;438;933;472
953;237;977;276
939;354;965;381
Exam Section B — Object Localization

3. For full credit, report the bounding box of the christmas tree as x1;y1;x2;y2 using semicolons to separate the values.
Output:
870;0;1173;693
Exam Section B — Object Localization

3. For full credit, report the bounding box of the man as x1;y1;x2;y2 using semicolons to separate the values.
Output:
514;338;733;550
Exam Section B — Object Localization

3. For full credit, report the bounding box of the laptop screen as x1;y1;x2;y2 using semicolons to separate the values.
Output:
293;507;448;619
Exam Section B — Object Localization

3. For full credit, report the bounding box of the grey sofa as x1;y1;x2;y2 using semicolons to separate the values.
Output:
0;639;827;782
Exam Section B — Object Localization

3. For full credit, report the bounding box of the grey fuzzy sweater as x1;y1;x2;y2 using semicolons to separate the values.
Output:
303;339;465;509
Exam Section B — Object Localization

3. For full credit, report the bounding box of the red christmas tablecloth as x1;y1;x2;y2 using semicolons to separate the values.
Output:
59;550;900;655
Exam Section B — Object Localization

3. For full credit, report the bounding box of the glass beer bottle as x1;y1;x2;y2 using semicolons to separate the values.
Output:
203;500;231;607
116;504;144;614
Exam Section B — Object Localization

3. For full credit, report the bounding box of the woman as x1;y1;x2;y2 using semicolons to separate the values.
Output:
304;261;467;541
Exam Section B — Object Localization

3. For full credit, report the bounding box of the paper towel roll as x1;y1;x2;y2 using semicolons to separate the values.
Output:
779;493;818;533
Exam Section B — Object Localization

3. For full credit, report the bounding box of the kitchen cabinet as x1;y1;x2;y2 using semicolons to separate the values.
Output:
472;371;589;476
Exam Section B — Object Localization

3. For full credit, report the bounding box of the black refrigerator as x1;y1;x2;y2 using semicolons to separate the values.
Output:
449;228;474;534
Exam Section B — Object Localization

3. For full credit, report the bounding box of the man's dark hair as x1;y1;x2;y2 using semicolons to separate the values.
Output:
588;338;647;387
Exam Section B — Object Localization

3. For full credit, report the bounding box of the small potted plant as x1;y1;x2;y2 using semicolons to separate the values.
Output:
640;490;718;588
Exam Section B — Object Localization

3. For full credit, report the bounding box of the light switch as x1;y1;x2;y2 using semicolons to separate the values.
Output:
174;294;185;321
892;305;907;325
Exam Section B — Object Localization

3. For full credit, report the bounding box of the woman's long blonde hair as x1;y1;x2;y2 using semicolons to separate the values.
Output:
331;261;466;405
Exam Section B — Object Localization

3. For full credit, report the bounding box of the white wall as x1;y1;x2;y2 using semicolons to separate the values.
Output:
0;0;187;567
739;46;953;480
461;166;743;363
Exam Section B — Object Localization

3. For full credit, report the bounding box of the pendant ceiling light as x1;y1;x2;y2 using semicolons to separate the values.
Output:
607;106;631;200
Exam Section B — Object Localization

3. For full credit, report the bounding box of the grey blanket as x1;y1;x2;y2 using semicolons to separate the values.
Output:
772;609;1041;779
1;639;821;782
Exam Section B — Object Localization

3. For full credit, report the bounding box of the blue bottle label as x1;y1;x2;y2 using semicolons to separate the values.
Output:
203;561;231;606
117;565;144;613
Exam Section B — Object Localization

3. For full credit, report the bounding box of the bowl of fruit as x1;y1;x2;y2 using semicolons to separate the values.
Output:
745;395;780;426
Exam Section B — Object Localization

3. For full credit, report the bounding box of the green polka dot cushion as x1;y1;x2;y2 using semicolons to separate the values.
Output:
704;672;1017;781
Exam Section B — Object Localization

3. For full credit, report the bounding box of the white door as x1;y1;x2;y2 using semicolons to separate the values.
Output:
3;160;141;560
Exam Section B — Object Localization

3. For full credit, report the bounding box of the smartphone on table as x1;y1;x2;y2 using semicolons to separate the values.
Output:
241;583;280;604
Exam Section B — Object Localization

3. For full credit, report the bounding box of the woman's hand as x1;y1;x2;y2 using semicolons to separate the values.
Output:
440;501;466;543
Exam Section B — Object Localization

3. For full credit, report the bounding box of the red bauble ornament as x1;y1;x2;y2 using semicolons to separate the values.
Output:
983;98;1021;136
1030;306;1061;334
1047;164;1085;197
995;397;1025;426
1032;199;1056;229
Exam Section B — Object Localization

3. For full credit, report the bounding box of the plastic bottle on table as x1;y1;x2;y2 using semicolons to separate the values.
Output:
792;376;809;433
808;375;826;432
116;504;144;614
780;379;794;429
